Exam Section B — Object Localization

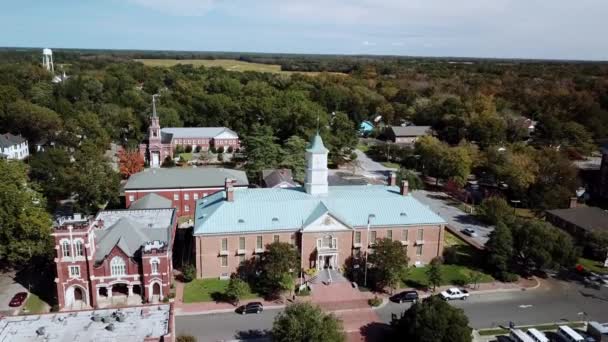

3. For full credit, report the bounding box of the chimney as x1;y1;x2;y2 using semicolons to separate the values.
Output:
389;172;397;186
225;178;235;202
400;180;409;196
569;196;578;208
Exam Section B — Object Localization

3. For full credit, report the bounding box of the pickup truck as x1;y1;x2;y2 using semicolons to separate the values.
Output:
440;288;469;300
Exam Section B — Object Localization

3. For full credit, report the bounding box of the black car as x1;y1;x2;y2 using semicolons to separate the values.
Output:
389;291;418;304
237;302;264;315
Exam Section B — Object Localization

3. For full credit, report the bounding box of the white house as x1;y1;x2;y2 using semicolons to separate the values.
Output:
0;133;29;160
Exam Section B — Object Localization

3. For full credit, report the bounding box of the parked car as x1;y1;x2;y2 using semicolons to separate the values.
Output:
440;288;469;300
389;290;419;304
461;228;478;237
9;292;28;307
236;302;264;315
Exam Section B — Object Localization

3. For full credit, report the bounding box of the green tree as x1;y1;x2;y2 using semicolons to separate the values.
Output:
368;238;409;292
426;257;443;291
396;168;423;190
0;160;53;266
28;148;74;207
528;149;578;211
281;135;307;182
3;99;62;143
225;277;249;306
259;242;299;297
485;222;514;280
391;295;472;342
477;197;514;225
327;111;358;166
243;124;284;182
272;302;345;342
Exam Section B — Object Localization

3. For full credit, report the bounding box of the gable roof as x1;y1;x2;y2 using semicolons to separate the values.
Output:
547;207;608;233
94;217;169;262
262;169;298;188
129;193;173;210
124;167;249;190
194;185;446;235
0;133;27;148
160;127;238;139
390;126;431;137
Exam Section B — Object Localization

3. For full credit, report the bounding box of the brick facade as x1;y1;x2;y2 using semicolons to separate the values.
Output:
195;224;444;279
52;211;176;311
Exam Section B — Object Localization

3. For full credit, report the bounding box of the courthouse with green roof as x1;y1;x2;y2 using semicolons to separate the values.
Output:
193;134;447;279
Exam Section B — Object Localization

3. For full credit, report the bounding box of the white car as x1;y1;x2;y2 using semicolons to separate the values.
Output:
440;288;469;300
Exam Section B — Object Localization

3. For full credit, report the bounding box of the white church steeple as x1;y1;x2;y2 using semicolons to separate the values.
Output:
304;133;329;195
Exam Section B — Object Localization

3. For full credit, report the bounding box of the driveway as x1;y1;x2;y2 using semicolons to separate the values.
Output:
0;272;27;314
353;149;396;179
411;190;493;246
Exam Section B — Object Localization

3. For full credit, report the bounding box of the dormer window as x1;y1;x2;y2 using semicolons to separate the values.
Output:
272;217;279;223
238;219;245;223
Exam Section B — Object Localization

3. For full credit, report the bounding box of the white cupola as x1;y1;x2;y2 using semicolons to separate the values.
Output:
304;133;329;195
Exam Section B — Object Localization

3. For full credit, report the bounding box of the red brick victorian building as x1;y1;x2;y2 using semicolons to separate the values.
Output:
52;207;177;311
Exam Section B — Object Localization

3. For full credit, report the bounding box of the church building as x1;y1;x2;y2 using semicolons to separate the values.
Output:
193;134;447;279
139;96;240;167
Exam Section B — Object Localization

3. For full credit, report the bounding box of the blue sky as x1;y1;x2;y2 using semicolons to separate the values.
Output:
1;0;607;60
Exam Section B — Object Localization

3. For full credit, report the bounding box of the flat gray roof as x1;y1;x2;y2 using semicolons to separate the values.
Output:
547;206;608;233
0;305;170;342
124;167;249;190
390;126;431;137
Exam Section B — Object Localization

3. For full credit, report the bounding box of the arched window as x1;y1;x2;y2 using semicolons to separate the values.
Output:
151;260;159;275
74;240;84;257
61;240;70;257
110;257;126;276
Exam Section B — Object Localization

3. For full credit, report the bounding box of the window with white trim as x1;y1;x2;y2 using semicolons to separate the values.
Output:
69;265;80;278
151;260;160;275
387;230;393;240
220;255;228;267
417;229;424;241
416;245;423;256
184;205;190;212
184;194;189;200
273;235;280;243
129;195;135;202
371;231;377;243
256;236;263;249
74;240;84;257
110;257;127;276
173;194;179;200
193;193;199;200
355;231;361;244
61;240;70;257
239;237;245;250
402;229;408;241
221;238;228;251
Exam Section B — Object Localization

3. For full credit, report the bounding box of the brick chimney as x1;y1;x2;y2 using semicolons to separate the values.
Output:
569;196;578;208
225;178;235;202
400;180;409;196
389;172;397;186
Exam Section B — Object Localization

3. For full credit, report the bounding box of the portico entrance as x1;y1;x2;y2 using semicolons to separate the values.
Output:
317;253;338;270
96;282;143;308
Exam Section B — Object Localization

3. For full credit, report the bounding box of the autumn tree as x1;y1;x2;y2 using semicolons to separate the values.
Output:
118;148;145;178
368;238;409;292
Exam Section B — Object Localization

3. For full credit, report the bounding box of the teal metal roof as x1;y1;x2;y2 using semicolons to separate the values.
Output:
194;186;446;235
306;134;329;153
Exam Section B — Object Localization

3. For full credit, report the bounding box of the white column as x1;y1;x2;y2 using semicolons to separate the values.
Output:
107;286;113;298
128;285;133;297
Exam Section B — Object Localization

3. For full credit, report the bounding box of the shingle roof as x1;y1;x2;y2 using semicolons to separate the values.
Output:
124;168;249;190
194;186;446;235
94;212;173;263
161;127;238;139
129;193;173;209
0;133;27;148
390;126;431;137
547;207;608;233
262;169;298;188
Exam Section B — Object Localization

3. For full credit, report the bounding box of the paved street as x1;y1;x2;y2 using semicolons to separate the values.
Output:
175;278;608;341
353;149;395;178
411;189;493;245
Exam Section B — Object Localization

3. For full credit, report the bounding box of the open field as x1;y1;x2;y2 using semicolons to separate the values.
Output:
135;59;346;76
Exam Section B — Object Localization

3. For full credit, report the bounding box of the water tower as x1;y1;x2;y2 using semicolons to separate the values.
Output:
42;48;54;73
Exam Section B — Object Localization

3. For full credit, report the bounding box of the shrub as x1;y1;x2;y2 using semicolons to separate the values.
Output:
217;146;225;154
217;153;224;162
162;296;170;303
162;156;175;167
195;146;201;153
499;272;519;283
182;264;196;283
185;145;193;153
177;335;197;342
296;288;311;296
174;145;185;154
368;296;382;307
442;246;459;264
210;146;217;154
227;146;234;153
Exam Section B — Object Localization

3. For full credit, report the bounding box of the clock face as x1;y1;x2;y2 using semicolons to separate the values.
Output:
323;216;333;226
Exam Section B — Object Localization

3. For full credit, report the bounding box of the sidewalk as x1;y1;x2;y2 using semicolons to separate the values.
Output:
173;276;540;316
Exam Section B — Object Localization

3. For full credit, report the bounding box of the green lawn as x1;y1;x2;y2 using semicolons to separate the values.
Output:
578;257;608;274
21;293;47;314
402;264;494;289
444;231;467;247
183;279;259;303
357;143;370;153
380;161;400;169
178;153;193;162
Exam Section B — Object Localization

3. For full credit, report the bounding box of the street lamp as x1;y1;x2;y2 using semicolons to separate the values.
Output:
364;214;375;288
